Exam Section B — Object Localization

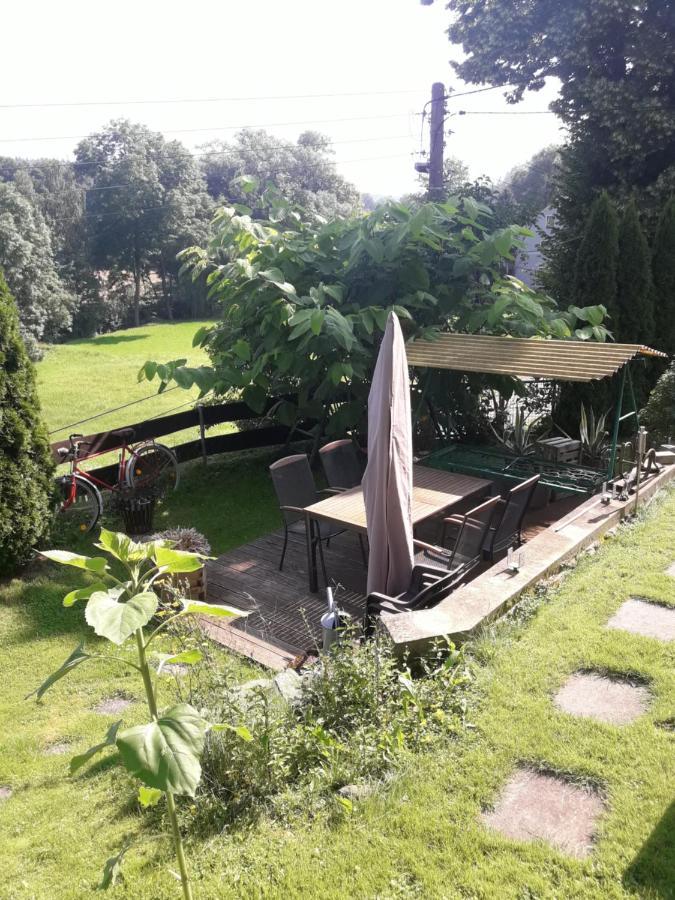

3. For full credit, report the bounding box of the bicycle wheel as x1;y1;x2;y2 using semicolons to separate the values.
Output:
55;474;103;534
127;442;180;495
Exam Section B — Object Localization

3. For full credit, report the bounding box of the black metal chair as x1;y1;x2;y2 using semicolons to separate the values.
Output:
482;474;540;561
364;566;458;637
415;495;501;577
269;454;352;589
319;439;365;491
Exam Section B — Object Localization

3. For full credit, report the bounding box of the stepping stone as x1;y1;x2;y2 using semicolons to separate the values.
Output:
554;672;650;725
0;785;12;802
482;769;604;859
606;599;675;642
666;562;675;577
94;695;132;715
44;741;70;756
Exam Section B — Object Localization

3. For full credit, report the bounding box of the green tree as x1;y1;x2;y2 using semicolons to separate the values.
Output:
498;146;560;224
652;197;675;355
0;271;54;575
616;199;654;344
0;182;75;343
200;129;361;221
573;192;619;326
76;120;212;326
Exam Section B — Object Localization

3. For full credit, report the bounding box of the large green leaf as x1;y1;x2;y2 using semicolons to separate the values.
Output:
40;550;108;576
116;704;208;796
62;582;107;608
27;644;91;700
85;589;158;645
181;600;247;619
70;720;122;774
154;546;204;574
156;648;203;674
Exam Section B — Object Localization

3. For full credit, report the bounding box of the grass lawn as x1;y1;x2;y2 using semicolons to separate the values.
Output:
36;321;219;453
1;463;673;898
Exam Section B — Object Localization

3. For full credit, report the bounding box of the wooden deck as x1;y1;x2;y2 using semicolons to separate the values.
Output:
204;528;369;669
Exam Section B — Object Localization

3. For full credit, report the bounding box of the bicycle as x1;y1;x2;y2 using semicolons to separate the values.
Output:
55;428;180;533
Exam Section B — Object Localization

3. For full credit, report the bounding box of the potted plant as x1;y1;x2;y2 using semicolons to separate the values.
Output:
148;527;211;601
112;484;160;536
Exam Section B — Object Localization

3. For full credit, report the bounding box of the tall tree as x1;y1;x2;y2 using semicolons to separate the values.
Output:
573;192;619;327
200;129;361;221
0;271;54;575
652;197;675;355
0;181;75;344
76;120;212;326
616;199;654;344
498;146;560;223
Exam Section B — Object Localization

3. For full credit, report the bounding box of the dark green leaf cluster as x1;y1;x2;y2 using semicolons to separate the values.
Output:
0;272;54;575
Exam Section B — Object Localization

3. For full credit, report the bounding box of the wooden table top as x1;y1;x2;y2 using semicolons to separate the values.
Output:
305;465;492;534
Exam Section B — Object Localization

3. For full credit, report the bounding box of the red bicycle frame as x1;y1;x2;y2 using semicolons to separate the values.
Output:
65;439;135;496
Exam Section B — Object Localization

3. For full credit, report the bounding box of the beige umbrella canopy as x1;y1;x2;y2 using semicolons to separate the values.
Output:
362;312;414;596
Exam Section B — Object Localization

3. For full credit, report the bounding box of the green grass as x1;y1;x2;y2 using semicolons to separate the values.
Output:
36;321;219;453
1;468;673;898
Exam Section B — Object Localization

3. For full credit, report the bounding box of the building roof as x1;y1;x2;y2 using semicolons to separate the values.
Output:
405;333;667;382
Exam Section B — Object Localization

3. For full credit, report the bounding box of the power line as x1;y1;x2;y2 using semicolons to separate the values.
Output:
457;109;555;116
0;87;427;111
0;113;415;145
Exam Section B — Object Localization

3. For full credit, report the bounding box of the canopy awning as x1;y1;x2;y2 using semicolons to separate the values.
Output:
406;334;667;382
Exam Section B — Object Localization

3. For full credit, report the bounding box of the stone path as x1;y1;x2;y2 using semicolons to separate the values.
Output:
606;599;675;642
482;769;604;859
482;552;674;857
554;672;650;725
0;785;12;802
93;695;132;715
44;741;70;756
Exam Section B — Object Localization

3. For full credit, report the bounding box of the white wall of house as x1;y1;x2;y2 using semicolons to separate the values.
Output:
514;206;556;287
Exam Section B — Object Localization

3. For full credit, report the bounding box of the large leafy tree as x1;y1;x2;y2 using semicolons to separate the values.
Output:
0;181;75;343
200;129;361;221
652;197;675;356
142;194;607;444
0;272;54;575
76;120;212;326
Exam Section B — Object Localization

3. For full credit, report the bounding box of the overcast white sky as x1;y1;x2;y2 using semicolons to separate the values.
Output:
1;0;565;196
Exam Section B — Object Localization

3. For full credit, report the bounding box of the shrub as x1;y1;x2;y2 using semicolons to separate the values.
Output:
189;630;472;830
640;362;675;446
0;271;54;575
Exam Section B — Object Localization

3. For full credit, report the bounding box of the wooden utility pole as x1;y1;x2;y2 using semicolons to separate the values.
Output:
428;82;446;201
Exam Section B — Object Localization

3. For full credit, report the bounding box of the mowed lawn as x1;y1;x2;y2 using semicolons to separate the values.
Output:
36;321;217;450
0;453;673;897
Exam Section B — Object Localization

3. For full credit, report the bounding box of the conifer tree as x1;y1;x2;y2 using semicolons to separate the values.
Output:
616;200;654;345
652;197;675;356
0;271;54;575
572;191;619;328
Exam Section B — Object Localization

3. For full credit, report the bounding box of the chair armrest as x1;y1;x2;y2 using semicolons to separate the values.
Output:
280;505;307;515
319;487;345;495
413;538;441;553
442;514;464;527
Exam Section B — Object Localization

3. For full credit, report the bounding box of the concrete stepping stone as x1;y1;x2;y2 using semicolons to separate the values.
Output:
93;695;132;715
482;769;604;859
606;599;675;642
44;741;70;756
0;785;12;802
554;672;650;725
666;562;675;577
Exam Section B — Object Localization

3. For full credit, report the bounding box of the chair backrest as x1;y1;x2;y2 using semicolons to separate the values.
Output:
488;474;540;555
449;495;501;573
409;570;459;611
319;439;364;490
269;454;318;524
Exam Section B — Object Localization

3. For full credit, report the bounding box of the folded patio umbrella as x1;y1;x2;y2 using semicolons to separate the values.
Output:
362;311;414;596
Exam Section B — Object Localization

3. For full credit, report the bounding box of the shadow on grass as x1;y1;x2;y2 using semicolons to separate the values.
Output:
623;800;675;898
84;333;149;346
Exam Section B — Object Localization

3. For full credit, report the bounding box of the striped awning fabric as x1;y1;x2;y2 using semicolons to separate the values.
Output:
405;334;668;382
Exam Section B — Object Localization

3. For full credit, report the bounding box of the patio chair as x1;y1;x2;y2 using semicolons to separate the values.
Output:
482;474;540;561
269;454;361;588
364;566;458;637
319;438;365;491
415;495;501;579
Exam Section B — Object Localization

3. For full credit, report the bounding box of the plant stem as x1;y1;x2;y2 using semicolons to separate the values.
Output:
135;628;193;900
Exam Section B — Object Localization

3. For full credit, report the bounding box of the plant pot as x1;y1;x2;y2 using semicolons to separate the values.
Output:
119;495;156;536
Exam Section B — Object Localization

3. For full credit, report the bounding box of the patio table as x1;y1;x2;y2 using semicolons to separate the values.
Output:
304;465;492;592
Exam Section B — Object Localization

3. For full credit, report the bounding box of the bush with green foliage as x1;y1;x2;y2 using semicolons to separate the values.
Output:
141;193;608;444
640;362;675;447
617;199;654;345
0;272;54;575
191;628;471;829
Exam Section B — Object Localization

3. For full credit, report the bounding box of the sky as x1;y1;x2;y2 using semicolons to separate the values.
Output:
1;0;566;197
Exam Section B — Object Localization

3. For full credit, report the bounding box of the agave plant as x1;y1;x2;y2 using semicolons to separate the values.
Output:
580;403;609;464
491;405;546;456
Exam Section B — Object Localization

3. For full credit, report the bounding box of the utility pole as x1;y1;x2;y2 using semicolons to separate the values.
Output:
428;82;446;201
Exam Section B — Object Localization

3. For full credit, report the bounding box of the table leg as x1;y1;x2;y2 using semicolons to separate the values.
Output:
305;512;318;593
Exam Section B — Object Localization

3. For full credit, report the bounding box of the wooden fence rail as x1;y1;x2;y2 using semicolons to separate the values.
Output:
51;397;294;480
